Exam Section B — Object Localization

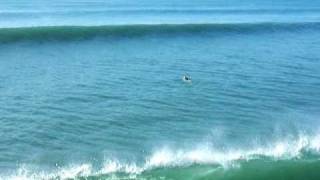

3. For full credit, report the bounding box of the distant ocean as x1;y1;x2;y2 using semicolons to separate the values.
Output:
1;0;320;179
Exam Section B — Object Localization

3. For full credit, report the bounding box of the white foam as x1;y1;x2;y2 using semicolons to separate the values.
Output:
100;160;143;174
310;134;320;151
145;134;320;168
58;164;93;179
4;164;93;180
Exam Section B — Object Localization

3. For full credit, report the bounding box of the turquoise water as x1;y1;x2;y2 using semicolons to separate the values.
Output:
1;1;320;179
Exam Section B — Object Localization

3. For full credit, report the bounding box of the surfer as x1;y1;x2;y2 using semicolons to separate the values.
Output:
182;74;192;83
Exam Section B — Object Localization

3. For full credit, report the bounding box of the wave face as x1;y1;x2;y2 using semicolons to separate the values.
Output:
0;22;320;43
4;134;320;180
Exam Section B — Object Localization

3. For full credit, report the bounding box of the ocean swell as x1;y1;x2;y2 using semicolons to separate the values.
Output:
0;22;319;43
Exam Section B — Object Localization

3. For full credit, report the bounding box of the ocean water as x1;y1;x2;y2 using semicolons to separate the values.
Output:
1;0;320;179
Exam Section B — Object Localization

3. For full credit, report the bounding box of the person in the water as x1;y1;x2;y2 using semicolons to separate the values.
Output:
182;74;192;82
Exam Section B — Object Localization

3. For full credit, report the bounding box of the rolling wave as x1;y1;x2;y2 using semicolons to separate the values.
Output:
0;22;319;43
4;134;320;180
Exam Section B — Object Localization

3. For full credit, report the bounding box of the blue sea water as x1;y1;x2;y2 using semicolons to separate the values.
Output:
1;0;320;179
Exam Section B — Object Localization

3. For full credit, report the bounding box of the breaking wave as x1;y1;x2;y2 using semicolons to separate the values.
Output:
4;134;320;180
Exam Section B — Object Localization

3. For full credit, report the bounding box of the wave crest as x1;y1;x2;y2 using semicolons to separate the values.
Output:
4;134;320;179
0;22;319;43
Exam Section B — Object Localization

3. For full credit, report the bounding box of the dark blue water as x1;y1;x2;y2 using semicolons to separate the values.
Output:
1;1;320;179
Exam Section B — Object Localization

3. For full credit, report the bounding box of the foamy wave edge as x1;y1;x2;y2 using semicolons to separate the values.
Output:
5;134;320;180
